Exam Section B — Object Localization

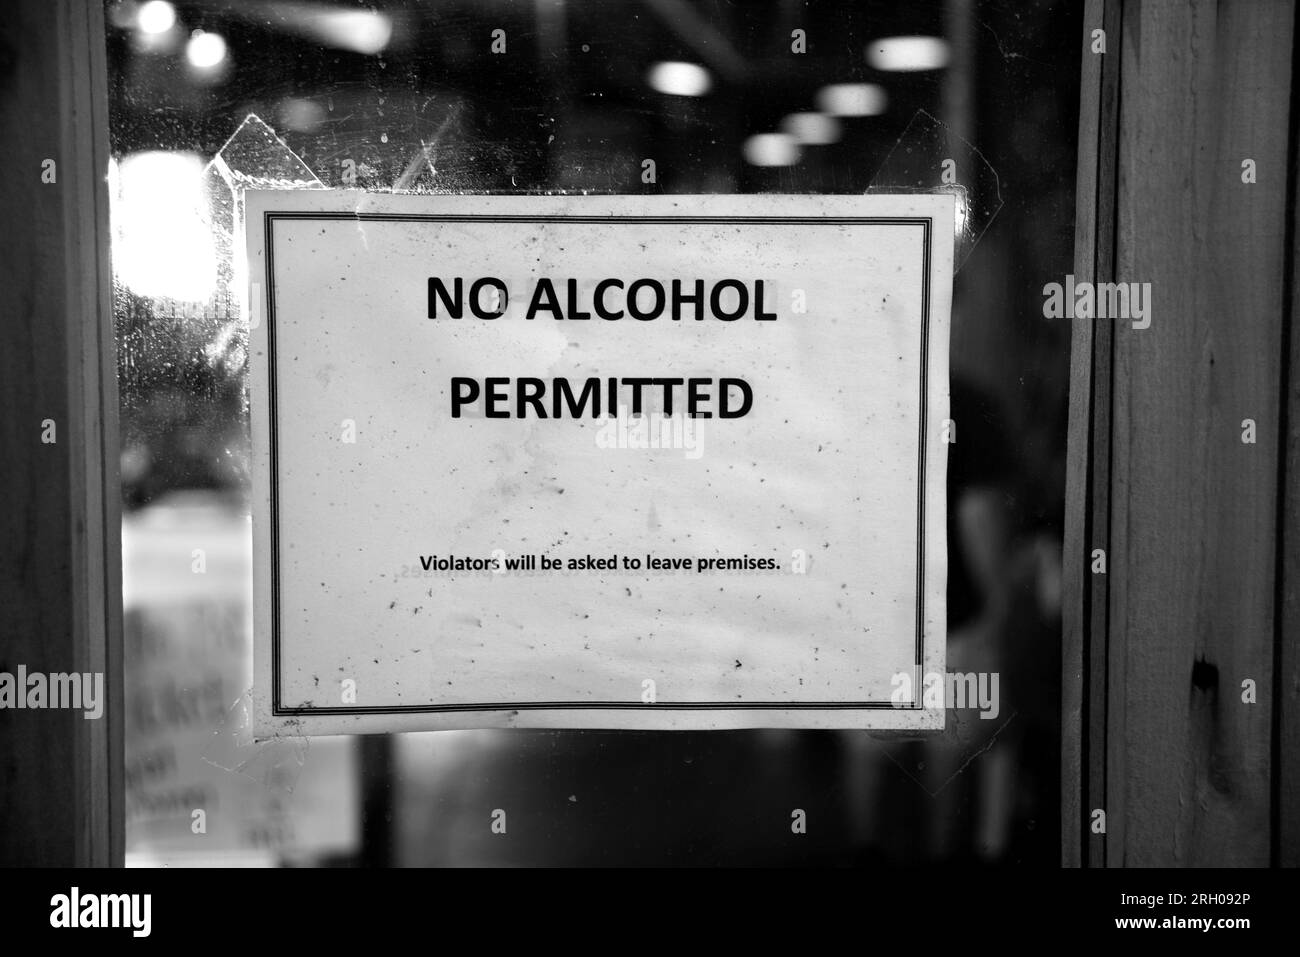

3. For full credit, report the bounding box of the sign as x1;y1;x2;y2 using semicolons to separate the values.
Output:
247;192;953;735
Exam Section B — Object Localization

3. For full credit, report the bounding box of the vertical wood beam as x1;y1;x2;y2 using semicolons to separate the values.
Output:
1066;0;1296;866
1063;0;1121;869
0;0;122;867
1277;0;1300;871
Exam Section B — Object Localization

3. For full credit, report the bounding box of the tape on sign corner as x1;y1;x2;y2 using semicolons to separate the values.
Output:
866;109;1003;273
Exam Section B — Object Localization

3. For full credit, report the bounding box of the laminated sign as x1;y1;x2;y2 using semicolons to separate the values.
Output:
247;192;953;734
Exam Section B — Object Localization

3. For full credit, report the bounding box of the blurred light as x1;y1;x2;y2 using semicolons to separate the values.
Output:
779;112;841;146
953;189;969;237
137;1;176;35
111;152;217;303
186;30;227;69
263;4;393;55
743;133;801;167
866;35;950;72
108;2;138;30
280;97;327;133
647;61;713;97
313;10;392;54
814;83;887;117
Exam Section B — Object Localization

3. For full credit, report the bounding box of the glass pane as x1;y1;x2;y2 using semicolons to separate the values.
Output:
107;0;1079;865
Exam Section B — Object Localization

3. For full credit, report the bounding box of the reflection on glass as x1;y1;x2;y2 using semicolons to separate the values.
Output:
107;0;1079;867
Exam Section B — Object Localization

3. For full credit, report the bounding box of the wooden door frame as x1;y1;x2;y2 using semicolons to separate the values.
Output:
1062;0;1300;866
0;0;122;866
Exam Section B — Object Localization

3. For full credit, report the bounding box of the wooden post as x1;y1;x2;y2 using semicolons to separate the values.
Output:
1279;9;1300;871
0;0;122;866
1064;0;1298;866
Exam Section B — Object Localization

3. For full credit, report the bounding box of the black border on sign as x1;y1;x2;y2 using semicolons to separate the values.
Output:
264;212;935;715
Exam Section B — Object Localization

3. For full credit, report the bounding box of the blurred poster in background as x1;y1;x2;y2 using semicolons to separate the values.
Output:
122;492;359;866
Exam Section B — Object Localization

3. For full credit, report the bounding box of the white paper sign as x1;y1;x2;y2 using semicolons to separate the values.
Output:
247;192;952;735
